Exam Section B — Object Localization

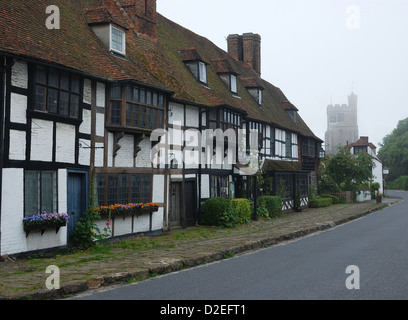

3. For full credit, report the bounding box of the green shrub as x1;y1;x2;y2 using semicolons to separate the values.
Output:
257;196;283;218
320;194;340;204
388;176;408;191
201;197;231;226
231;198;251;224
308;197;333;208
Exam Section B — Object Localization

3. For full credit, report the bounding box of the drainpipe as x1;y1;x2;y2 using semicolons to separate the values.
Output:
0;57;6;252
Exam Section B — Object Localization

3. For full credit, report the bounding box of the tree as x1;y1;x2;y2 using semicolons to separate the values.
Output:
319;147;374;192
378;117;408;181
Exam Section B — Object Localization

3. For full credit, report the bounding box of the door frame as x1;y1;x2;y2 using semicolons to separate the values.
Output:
169;178;197;229
66;169;89;244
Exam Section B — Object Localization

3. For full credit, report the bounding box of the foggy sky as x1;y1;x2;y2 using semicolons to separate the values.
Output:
157;0;408;149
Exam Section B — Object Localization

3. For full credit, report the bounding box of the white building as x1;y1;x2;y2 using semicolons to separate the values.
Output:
0;0;322;256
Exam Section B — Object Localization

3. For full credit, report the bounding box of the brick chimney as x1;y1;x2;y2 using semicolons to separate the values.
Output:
227;33;261;76
118;0;157;39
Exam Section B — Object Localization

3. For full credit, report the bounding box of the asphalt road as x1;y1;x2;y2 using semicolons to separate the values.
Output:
73;190;408;301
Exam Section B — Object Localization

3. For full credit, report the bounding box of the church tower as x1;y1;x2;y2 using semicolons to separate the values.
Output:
325;92;359;154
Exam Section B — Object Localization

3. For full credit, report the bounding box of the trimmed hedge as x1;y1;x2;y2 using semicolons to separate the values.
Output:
201;197;231;226
231;198;251;224
201;197;251;228
257;196;282;218
308;197;333;208
319;194;340;204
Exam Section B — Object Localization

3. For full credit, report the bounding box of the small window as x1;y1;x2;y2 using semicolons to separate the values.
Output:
185;61;208;85
248;88;263;106
24;171;57;217
230;75;237;94
111;25;126;55
199;61;207;84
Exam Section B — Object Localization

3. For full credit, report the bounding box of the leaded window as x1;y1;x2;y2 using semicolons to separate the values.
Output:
34;66;80;118
24;171;57;216
96;174;153;206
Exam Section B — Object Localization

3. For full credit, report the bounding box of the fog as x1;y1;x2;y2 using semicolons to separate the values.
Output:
157;0;408;149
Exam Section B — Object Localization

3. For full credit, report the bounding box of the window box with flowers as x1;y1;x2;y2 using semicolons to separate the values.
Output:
95;202;159;219
23;212;69;237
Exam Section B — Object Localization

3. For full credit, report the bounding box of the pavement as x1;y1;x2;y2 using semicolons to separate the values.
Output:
0;195;401;300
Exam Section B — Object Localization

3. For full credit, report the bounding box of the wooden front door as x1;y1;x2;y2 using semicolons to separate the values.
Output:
169;180;197;229
169;182;181;228
67;171;87;244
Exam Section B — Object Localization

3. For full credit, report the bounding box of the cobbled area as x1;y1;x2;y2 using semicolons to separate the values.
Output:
0;198;398;300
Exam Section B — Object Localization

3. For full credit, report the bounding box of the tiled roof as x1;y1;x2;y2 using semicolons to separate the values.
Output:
0;0;322;141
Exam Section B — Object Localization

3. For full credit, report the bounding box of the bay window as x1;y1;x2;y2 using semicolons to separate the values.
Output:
109;83;166;131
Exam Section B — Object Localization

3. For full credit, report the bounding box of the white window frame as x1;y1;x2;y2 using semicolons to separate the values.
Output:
230;74;237;94
110;25;126;56
199;61;207;84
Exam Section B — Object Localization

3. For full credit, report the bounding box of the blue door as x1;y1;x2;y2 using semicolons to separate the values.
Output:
67;172;87;244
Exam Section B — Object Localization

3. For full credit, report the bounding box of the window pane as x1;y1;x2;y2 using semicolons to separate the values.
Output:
146;107;152;129
119;175;129;204
111;27;124;52
140;89;146;104
140;106;146;128
133;87;139;102
60;71;70;91
59;91;69;116
141;175;151;203
230;75;237;93
36;66;47;85
158;94;164;108
107;175;118;205
48;68;59;88
35;86;46;111
47;88;58;113
24;171;40;216
158;110;164;128
111;85;121;99
199;62;207;83
71;74;80;93
41;171;57;213
96;175;106;206
146;91;152;105
126;103;132;126
152;109;157;129
126;85;133;101
111;101;121;125
152;92;158;106
131;175;140;202
69;94;79;118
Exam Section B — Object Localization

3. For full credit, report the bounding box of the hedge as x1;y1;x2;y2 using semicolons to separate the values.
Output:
231;198;251;224
257;196;282;218
308;197;333;208
201;197;251;228
319;194;340;204
201;197;231;226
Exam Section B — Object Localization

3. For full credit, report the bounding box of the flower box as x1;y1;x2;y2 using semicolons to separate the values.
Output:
23;212;69;237
94;203;159;219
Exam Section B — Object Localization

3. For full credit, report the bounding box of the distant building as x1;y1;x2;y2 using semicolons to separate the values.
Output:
347;136;384;195
325;92;359;154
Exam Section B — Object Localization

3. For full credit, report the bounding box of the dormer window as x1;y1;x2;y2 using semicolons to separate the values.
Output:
211;59;239;95
219;74;238;94
282;101;299;123
240;77;264;106
110;25;126;55
179;48;208;85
